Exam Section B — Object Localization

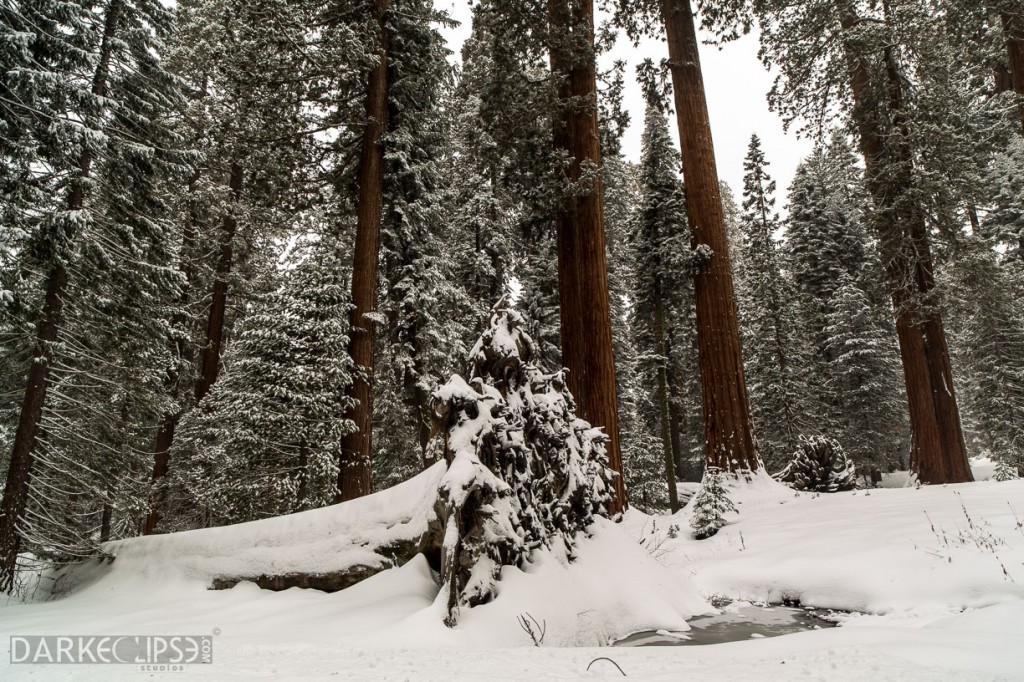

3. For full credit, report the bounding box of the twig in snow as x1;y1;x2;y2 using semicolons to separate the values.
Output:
517;612;546;646
587;657;626;676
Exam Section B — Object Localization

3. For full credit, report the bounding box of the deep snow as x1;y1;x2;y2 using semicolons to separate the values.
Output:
1;465;1023;681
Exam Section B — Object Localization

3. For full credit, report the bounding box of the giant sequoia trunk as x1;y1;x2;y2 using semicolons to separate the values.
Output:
837;2;972;484
337;0;389;502
659;0;759;473
0;0;123;591
547;0;626;512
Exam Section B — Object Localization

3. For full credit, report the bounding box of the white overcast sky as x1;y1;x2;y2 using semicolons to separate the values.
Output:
434;1;812;209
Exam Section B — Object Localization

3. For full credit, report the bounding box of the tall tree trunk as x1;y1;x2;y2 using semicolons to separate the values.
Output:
0;0;123;591
659;0;759;473
837;2;972;484
195;162;244;403
1001;11;1024;131
654;295;680;512
337;0;389;502
548;0;626;512
144;172;201;536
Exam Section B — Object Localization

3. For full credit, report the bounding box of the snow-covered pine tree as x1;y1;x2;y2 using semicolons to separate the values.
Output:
146;0;374;526
982;135;1024;267
735;135;808;470
453;0;565;388
516;240;563;370
824;275;907;475
689;467;737;540
783;140;908;470
167;238;356;527
783;143;858;415
785;142;872;353
0;0;189;589
628;99;696;512
373;0;478;490
426;308;613;625
601;130;660;509
944;239;1024;478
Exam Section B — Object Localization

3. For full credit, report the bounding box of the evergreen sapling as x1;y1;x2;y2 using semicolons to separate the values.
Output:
690;467;737;540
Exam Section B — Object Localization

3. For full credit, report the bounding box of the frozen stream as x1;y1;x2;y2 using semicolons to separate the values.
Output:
615;604;839;647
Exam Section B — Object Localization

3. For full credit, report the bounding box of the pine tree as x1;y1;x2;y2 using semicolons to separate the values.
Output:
144;0;374;530
602;143;659;508
736;135;807;470
628;101;694;511
775;435;857;493
782;140;907;464
824;275;907;474
689;467;737;540
452;0;562;370
982;135;1024;262
945;239;1024;477
0;0;189;590
785;143;871;352
168;239;356;527
373;0;475;489
428;308;613;625
516;242;563;370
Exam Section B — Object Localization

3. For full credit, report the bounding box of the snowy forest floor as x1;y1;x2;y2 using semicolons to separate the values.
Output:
1;465;1023;681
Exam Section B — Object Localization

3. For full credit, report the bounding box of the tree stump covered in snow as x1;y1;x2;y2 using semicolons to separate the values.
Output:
422;308;614;626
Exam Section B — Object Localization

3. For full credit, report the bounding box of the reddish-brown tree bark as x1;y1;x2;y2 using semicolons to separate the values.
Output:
0;0;123;590
548;0;627;513
659;0;759;473
837;2;972;484
337;0;389;502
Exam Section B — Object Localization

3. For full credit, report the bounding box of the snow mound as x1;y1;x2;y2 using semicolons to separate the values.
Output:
353;516;712;647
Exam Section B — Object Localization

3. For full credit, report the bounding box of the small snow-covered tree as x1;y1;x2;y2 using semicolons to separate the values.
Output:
774;435;856;493
425;308;614;626
689;467;737;540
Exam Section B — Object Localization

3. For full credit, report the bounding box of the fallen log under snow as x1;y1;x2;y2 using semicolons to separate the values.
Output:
37;462;448;599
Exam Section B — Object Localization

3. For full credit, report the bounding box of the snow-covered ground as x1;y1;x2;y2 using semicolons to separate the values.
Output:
1;465;1023;681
